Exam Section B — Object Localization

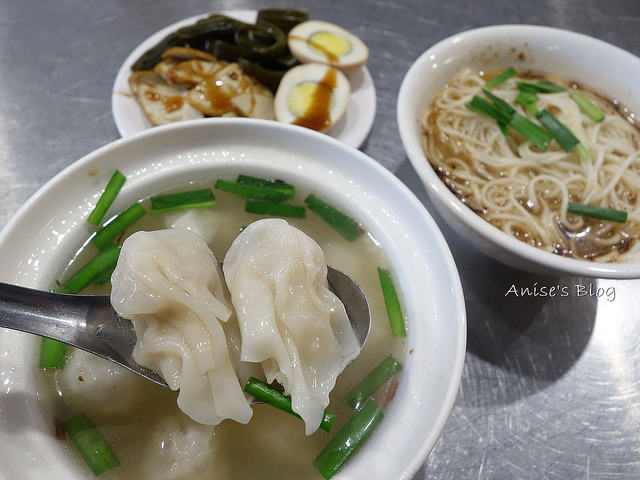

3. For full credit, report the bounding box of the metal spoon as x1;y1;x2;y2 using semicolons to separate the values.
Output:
0;267;370;388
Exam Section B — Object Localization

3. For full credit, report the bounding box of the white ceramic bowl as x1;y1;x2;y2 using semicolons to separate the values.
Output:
0;118;465;480
397;25;640;278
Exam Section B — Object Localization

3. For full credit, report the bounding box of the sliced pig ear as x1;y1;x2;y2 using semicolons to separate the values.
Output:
156;47;225;89
160;59;225;89
186;63;250;116
128;71;205;126
153;57;181;82
232;86;275;119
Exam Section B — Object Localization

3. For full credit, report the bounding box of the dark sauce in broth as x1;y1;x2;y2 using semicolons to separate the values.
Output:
426;68;640;261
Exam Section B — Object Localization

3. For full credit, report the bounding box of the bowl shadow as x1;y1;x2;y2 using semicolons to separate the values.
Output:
395;159;597;407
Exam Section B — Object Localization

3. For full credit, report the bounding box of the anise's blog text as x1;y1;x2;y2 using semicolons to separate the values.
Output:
505;283;616;302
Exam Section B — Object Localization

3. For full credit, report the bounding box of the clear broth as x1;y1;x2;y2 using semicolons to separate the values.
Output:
36;176;405;480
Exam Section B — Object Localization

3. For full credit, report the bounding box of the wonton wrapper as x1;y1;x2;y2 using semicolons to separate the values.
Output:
110;229;253;425
223;219;360;434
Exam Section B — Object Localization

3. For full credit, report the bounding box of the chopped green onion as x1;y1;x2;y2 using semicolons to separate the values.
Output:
571;91;605;122
62;413;120;476
465;95;511;125
87;170;126;226
509;113;553;150
236;174;295;198
517;80;567;93
215;179;289;202
484;67;516;88
91;203;146;251
304;195;362;242
150;188;216;214
344;355;402;410
313;399;384;480
245;200;306;218
482;89;515;115
244;377;336;433
537;109;581;153
515;91;541;117
39;338;68;369
92;261;118;286
61;244;121;294
574;143;591;161
568;202;628;223
467;94;552;149
377;268;406;337
496;121;511;136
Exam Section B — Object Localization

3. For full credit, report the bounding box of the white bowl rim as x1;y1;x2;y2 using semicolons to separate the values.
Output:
397;24;640;279
0;117;466;480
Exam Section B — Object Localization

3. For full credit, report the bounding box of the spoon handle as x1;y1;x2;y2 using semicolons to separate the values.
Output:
0;282;167;386
0;267;369;390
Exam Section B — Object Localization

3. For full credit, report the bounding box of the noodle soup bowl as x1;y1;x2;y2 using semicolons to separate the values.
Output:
397;25;640;278
0;118;466;479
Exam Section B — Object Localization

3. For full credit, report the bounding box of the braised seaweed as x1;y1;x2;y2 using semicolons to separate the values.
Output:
130;9;309;91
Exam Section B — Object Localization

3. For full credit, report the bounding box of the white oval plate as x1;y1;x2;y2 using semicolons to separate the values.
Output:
0;118;464;480
112;10;376;148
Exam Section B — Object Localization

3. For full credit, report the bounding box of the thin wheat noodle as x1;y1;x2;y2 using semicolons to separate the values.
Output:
421;68;640;261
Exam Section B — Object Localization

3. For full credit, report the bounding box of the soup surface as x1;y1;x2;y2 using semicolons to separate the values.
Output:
421;67;640;262
36;175;404;480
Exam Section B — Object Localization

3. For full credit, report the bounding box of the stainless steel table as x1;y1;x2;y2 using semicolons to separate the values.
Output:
1;0;640;478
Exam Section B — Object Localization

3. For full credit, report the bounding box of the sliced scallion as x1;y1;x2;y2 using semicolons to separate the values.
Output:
39;338;68;369
150;188;216;214
244;377;336;433
537;109;581;153
92;261;118;286
465;95;511;125
61;244;121;294
304;195;362;242
484;67;516;88
467;94;552;149
313;399;384;480
568;202;628;223
515;90;541;117
377;268;406;337
344;355;402;410
517;80;567;93
91;203;146;251
571;91;605;122
62;413;120;476
86;170;126;226
574;143;591;161
236;174;295;198
509;113;553;150
245;200;306;218
482;89;515;115
215;179;289;202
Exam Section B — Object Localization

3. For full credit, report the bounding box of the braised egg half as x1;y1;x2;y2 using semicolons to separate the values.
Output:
288;20;368;75
274;63;350;133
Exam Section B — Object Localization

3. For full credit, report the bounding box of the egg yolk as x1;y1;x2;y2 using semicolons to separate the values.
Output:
287;81;335;118
308;31;352;60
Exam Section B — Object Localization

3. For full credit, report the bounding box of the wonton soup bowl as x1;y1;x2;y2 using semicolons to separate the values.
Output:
0;118;466;479
397;25;640;278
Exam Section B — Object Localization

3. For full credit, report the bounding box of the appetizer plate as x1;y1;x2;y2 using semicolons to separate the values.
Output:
112;10;377;149
0;118;465;480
